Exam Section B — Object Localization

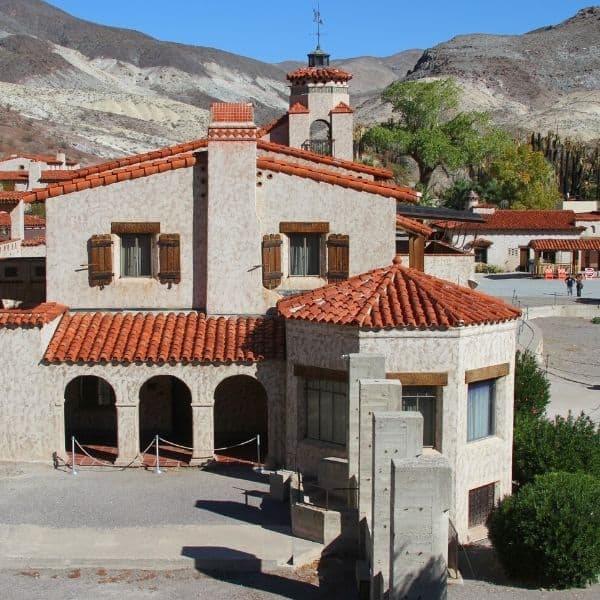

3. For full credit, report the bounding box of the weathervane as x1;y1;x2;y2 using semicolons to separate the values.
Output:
313;4;324;49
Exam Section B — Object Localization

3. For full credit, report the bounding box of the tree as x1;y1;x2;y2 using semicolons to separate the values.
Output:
514;350;550;417
486;142;562;209
488;471;600;588
513;412;600;487
362;78;510;190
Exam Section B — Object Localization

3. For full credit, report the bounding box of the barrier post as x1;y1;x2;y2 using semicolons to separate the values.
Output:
256;434;261;466
71;435;77;476
155;434;161;475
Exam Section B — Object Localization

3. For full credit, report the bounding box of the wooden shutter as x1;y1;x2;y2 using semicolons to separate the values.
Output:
326;234;349;283
88;234;113;287
158;234;181;284
262;234;282;289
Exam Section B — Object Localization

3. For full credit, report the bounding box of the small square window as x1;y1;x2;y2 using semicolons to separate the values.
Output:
468;482;496;528
4;266;18;278
289;233;320;276
120;234;151;277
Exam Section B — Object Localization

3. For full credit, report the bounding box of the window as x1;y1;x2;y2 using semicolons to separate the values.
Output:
468;482;496;528
34;265;46;279
467;379;495;441
4;266;18;278
402;386;437;448
290;233;320;276
120;234;151;277
474;247;488;263
305;378;347;445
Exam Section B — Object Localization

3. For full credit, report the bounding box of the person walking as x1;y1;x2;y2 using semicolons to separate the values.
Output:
576;274;584;297
565;273;575;296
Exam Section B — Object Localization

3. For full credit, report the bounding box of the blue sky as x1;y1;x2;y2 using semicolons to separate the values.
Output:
45;1;594;63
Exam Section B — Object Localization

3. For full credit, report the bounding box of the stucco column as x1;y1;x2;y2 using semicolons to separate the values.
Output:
114;403;140;466
190;404;213;466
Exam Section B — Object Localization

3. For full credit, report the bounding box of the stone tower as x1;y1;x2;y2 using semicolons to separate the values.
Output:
286;46;354;161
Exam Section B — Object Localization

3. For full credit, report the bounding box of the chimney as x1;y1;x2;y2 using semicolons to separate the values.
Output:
55;150;66;167
467;190;480;210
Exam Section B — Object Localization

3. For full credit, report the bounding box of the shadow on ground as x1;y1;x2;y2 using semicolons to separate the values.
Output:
181;547;358;599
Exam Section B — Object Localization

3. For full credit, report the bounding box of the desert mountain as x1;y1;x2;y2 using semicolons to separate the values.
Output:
0;0;597;163
358;7;600;141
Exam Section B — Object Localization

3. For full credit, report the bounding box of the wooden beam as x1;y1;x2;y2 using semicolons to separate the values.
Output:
386;372;448;386
293;364;347;382
465;363;509;384
111;222;160;234
280;222;329;234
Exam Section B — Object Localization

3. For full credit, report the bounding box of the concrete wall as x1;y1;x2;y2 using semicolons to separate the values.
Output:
284;320;359;475
46;167;198;310
359;321;517;541
424;254;474;286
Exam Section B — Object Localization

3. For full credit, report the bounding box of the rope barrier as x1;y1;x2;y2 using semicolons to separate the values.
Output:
213;435;258;452
157;436;194;451
74;439;117;467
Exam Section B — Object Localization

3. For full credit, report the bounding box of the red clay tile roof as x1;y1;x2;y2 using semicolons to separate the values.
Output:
287;67;352;84
211;102;254;123
529;238;600;251
21;236;46;247
330;101;353;114
257;114;288;137
257;157;418;203
0;213;45;226
288;102;310;114
396;215;433;237
0;302;66;328
278;260;521;329
257;140;393;179
0;171;28;180
436;210;583;232
44;312;285;364
574;212;600;221
0;191;25;205
23;153;197;204
40;170;78;182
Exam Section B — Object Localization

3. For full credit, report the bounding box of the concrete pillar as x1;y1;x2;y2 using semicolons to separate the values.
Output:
9;200;24;241
370;411;423;599
347;354;385;492
190;404;213;465
358;379;401;519
389;455;452;600
114;403;140;466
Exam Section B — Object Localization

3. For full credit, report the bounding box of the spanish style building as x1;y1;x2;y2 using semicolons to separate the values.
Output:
0;48;521;541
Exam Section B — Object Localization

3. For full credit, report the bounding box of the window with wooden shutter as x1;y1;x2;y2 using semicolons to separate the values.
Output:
326;234;349;283
88;234;113;287
262;234;282;289
158;234;181;284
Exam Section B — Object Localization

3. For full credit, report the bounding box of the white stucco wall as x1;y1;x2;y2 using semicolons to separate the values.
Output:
257;170;396;294
398;253;475;286
449;232;582;271
46;168;197;309
359;321;518;541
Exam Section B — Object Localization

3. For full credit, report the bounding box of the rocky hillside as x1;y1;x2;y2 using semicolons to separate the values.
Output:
358;7;600;141
0;0;597;162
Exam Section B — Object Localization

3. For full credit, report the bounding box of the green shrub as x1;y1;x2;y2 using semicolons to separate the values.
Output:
513;412;600;486
488;471;600;588
514;350;550;417
591;316;600;325
475;263;503;273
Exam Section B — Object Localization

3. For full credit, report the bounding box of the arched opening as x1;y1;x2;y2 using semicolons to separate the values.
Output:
139;376;192;453
309;119;331;141
214;375;268;461
64;376;117;461
303;119;332;156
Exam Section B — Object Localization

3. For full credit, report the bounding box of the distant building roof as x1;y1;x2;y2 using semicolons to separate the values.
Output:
436;210;583;232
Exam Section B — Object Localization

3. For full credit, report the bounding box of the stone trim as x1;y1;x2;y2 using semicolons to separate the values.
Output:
386;372;448;386
464;363;509;384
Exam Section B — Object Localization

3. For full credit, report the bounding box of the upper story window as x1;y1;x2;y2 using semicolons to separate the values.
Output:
402;386;438;448
120;234;151;278
290;233;320;276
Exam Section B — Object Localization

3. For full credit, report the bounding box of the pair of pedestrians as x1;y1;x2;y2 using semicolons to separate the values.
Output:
565;274;584;297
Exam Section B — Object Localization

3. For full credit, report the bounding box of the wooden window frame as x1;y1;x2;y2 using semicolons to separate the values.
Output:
279;222;329;234
111;222;160;235
465;363;509;384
